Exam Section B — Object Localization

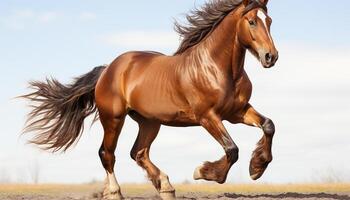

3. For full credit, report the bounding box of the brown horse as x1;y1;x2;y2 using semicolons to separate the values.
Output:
22;0;278;199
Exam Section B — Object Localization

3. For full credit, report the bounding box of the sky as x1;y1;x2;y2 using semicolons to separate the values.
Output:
0;0;349;184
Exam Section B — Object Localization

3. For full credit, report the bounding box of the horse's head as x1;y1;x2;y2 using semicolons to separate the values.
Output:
237;0;278;68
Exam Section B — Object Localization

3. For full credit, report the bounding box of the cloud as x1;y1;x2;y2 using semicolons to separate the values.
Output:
1;10;60;30
12;10;35;18
101;30;180;49
37;12;60;24
78;12;97;21
244;41;350;90
1;10;98;29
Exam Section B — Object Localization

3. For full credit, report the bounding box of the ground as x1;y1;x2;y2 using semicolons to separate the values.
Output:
0;183;349;200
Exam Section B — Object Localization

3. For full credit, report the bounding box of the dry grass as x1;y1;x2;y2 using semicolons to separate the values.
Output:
0;183;102;195
1;183;350;196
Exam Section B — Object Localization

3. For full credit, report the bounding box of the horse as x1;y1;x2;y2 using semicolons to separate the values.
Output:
22;0;278;199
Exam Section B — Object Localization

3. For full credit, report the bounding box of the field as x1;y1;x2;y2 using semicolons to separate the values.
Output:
1;183;350;200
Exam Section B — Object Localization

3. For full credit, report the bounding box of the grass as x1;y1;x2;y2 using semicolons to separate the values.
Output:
1;183;350;196
0;183;102;195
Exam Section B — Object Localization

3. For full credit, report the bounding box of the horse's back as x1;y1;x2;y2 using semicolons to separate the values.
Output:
95;51;163;117
95;51;192;121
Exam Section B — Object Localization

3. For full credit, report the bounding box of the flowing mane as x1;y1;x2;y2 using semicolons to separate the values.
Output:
174;0;267;55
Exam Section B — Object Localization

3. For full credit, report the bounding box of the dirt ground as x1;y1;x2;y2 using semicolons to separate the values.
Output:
1;183;350;200
2;193;350;200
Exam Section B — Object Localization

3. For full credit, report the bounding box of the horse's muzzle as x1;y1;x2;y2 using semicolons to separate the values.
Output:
261;51;279;68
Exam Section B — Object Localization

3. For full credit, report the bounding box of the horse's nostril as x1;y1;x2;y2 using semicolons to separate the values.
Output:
265;53;273;63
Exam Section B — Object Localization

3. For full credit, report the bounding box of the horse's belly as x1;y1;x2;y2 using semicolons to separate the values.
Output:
127;81;197;124
130;101;198;126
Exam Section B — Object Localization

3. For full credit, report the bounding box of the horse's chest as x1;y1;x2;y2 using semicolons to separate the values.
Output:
218;74;253;116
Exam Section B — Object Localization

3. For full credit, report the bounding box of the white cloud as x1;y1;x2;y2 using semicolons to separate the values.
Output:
1;10;98;29
37;12;60;24
102;30;180;49
244;41;350;90
1;10;60;30
78;12;97;21
12;10;35;18
0;10;33;30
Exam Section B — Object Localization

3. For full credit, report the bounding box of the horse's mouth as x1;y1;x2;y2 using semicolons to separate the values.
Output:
261;61;275;68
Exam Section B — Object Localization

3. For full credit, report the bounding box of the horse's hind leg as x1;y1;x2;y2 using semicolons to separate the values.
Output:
98;112;126;200
233;104;275;180
130;114;175;200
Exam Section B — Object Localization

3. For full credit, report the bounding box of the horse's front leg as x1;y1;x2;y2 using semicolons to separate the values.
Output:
230;104;275;180
194;110;239;184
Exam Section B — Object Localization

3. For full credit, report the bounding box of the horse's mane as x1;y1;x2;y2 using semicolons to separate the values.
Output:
174;0;266;55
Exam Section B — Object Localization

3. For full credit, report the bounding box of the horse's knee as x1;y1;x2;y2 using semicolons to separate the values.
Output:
98;146;106;162
226;145;239;163
262;118;275;136
131;146;150;165
135;148;148;166
98;146;103;157
99;147;115;171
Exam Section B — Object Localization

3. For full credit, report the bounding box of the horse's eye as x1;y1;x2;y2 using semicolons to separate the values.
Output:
249;20;256;26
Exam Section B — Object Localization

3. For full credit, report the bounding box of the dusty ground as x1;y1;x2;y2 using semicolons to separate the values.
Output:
0;183;349;200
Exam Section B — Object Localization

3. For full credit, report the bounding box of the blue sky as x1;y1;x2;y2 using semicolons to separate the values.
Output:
0;0;350;184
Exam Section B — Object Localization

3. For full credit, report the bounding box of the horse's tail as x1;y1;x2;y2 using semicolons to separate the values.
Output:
21;65;106;152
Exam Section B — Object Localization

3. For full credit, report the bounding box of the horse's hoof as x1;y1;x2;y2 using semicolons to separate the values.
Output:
103;193;123;200
250;172;261;180
160;191;176;200
249;159;269;181
193;165;203;180
103;188;123;200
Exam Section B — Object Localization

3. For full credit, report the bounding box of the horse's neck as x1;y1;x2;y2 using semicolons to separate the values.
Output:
187;7;246;80
231;36;246;80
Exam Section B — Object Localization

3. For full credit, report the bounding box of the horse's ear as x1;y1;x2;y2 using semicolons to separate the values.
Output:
243;0;249;6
